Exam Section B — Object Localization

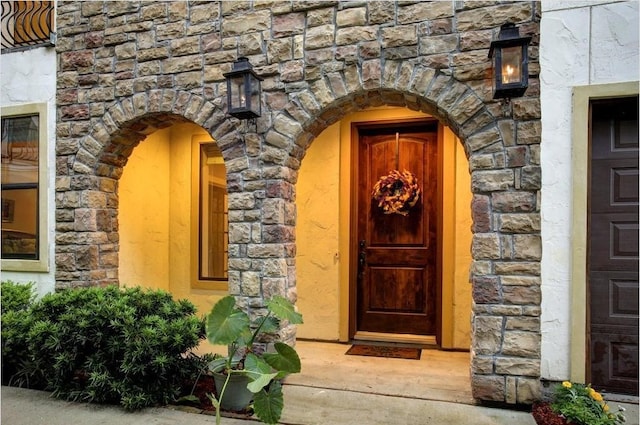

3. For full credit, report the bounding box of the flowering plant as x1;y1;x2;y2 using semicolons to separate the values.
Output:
371;169;421;216
545;381;626;425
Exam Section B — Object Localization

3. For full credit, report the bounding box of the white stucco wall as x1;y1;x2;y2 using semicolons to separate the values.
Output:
0;47;57;297
540;0;639;380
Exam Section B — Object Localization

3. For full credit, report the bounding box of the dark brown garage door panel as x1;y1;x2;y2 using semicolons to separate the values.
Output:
612;168;639;203
589;96;639;396
591;330;639;393
589;214;639;270
591;161;639;209
595;338;638;378
590;271;639;394
590;272;639;325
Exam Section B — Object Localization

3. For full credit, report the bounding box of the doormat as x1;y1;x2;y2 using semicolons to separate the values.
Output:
345;344;421;360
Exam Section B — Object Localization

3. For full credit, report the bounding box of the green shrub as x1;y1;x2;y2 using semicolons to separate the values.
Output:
1;281;36;314
1;281;39;387
2;285;206;410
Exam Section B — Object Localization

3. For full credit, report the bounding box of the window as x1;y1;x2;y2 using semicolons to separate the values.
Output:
1;1;55;51
191;137;228;290
1;103;48;271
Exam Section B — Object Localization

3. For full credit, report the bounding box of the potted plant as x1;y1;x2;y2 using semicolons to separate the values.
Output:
205;295;303;425
532;381;626;425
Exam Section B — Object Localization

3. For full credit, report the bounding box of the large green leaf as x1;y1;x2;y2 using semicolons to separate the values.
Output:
246;371;279;393
263;342;301;374
205;296;250;345
266;296;303;324
253;381;284;425
255;316;280;334
244;353;278;393
233;330;251;353
245;353;272;374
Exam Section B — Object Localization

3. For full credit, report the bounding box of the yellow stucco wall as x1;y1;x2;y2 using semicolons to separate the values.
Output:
119;123;226;318
447;128;473;349
296;122;341;340
119;128;171;291
453;138;472;348
118;111;471;348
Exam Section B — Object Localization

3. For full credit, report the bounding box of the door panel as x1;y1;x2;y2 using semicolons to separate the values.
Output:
356;122;438;336
368;267;426;312
590;272;639;326
589;213;639;270
588;96;639;396
590;268;639;395
591;161;638;210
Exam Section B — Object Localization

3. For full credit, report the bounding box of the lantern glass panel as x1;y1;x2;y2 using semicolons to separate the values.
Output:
229;75;246;109
250;75;261;115
501;46;522;84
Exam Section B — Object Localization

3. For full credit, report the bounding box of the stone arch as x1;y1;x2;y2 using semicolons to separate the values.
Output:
55;89;240;287
55;67;540;406
84;90;243;176
269;63;501;168
264;60;541;404
50;0;543;407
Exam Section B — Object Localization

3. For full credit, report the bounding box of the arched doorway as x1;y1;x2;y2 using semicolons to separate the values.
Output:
296;106;472;350
279;70;541;403
293;105;475;403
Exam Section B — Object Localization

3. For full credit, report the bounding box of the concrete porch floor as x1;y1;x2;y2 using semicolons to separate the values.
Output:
287;340;474;405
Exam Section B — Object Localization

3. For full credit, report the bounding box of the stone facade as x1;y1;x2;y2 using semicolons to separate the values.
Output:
55;1;542;404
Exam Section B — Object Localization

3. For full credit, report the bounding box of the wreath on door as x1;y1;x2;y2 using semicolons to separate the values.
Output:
371;169;421;216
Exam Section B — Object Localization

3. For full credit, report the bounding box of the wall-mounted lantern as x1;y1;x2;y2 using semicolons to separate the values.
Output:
488;23;532;100
223;57;263;119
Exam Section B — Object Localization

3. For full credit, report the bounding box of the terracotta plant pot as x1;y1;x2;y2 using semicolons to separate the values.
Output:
532;402;569;425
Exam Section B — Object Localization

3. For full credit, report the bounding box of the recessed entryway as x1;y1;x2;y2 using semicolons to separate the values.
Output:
296;108;472;351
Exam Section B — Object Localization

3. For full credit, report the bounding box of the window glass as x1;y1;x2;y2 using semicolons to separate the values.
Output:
199;143;228;281
1;114;39;260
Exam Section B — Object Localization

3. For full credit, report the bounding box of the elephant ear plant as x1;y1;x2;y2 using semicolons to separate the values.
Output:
205;295;303;425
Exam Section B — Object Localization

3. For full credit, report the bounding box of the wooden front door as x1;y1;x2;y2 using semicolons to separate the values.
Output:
354;121;438;336
588;96;639;395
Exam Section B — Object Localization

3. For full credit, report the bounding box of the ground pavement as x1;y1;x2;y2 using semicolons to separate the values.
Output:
0;384;580;425
3;385;639;425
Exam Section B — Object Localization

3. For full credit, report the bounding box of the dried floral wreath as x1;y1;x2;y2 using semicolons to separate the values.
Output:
371;169;421;216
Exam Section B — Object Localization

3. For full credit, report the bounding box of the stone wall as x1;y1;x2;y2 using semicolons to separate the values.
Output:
55;0;541;404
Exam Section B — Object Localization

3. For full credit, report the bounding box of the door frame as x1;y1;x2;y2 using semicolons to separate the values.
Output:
348;117;442;344
570;82;639;384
